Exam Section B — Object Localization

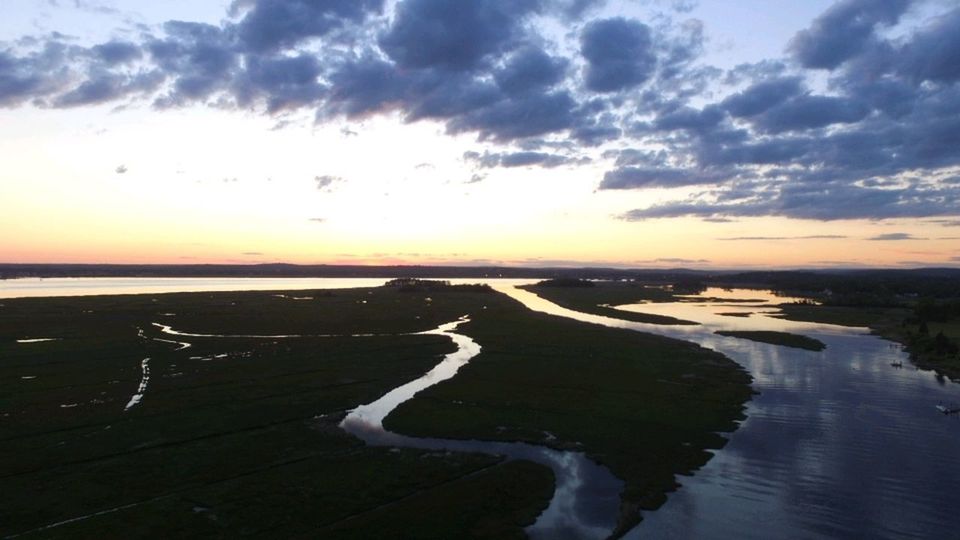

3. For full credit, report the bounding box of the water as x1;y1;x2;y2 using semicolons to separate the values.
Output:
6;279;960;538
338;317;624;539
0;277;396;298
501;286;960;539
0;277;535;299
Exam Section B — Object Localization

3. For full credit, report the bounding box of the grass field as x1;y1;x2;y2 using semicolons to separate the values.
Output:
0;288;553;538
1;284;751;537
384;289;752;534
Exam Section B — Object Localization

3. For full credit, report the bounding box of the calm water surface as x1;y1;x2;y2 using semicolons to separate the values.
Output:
6;279;960;538
504;286;960;539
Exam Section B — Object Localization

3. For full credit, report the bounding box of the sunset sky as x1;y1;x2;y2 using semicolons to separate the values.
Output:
1;0;958;268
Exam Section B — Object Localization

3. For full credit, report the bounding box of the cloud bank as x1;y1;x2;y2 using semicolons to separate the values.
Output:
2;0;958;221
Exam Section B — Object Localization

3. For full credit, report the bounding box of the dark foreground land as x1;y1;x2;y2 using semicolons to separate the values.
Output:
0;284;750;538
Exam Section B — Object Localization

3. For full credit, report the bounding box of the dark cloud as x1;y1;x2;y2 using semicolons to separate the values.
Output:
789;0;911;70
718;235;847;241
601;166;732;189
581;18;656;92
447;90;581;141
866;232;920;241
557;0;606;19
494;47;567;95
896;7;960;84
90;41;141;65
652;105;724;132
315;175;343;191
465;150;586;169
55;70;163;107
619;179;960;221
233;0;384;53
380;0;538;71
753;95;870;133
233;53;325;112
147;21;238;107
721;77;804;117
0;0;958;225
0;41;74;107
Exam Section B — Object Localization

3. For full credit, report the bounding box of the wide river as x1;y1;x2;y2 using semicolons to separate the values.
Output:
4;277;959;538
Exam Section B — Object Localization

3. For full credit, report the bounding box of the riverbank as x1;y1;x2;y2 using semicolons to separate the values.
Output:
776;304;960;381
384;288;752;534
518;282;698;325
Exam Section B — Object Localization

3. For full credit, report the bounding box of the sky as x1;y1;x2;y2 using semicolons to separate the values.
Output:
0;0;958;269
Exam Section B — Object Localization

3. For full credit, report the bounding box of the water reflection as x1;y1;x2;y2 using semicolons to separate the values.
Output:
494;285;960;540
339;315;624;539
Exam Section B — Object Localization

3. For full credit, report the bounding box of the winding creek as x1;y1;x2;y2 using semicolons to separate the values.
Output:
5;278;960;538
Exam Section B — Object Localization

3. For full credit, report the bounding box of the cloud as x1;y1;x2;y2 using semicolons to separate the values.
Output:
896;7;960;84
0;0;957;225
703;217;735;223
115;164;127;174
233;53;326;112
147;21;238;107
788;0;911;70
721;77;804;118
646;257;709;264
717;235;848;241
233;0;385;53
866;232;921;241
753;95;870;133
308;217;326;223
464;150;586;169
380;0;538;72
495;46;568;96
314;175;343;191
580;18;656;92
242;251;264;256
57;0;120;15
90;41;141;65
601;167;732;189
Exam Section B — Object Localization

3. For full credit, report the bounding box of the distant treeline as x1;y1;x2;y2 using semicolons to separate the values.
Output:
0;263;675;281
534;278;596;288
716;269;960;306
384;278;493;293
4;264;960;304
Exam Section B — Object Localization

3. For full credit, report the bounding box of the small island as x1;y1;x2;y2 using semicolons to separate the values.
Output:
715;330;827;351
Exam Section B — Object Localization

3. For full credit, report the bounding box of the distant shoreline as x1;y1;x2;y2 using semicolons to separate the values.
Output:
2;263;958;282
0;263;703;281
